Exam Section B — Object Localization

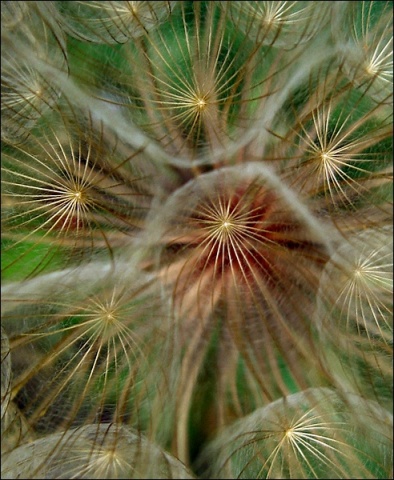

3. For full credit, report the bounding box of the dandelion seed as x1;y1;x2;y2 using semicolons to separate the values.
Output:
2;266;164;432
335;1;393;104
282;91;392;211
1;2;67;142
107;1;283;158
1;117;151;279
197;388;393;479
224;1;331;49
316;226;393;408
1;423;195;479
55;1;176;44
142;162;334;461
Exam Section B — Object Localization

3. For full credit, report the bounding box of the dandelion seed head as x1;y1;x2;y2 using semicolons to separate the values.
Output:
1;1;392;475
